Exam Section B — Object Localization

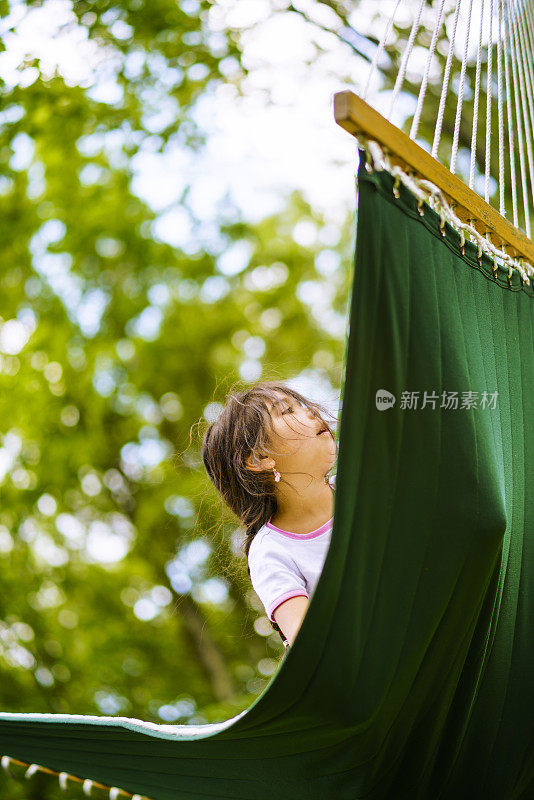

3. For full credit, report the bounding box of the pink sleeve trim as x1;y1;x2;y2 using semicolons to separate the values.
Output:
268;590;309;622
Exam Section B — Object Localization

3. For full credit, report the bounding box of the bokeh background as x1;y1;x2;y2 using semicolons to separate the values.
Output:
0;0;506;796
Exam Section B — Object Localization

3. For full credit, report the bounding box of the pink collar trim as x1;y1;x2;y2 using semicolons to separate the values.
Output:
265;516;333;540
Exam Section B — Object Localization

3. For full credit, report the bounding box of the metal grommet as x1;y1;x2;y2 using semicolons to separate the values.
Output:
417;197;425;216
439;212;446;237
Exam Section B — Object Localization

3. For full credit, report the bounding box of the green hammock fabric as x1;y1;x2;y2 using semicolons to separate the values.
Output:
1;149;533;800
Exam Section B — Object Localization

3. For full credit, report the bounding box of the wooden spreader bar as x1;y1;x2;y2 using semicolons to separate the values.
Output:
334;90;534;265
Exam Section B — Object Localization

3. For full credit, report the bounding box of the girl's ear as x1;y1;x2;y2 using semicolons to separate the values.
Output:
245;453;274;473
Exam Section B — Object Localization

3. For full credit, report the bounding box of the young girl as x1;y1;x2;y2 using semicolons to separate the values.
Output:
201;380;338;649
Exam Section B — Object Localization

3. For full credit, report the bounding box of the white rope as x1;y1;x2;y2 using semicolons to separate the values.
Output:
497;0;505;215
388;0;426;119
362;0;402;101
485;0;495;203
432;0;463;160
358;134;534;285
506;0;531;235
523;0;534;212
513;0;534;214
470;0;486;191
525;0;534;71
516;0;534;109
523;0;534;192
410;0;448;140
522;0;534;81
450;0;475;174
503;0;519;227
511;0;534;219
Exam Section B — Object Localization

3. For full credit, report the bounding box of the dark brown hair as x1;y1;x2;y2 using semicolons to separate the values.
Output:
201;378;338;644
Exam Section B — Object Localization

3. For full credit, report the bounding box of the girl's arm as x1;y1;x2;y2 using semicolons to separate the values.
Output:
273;596;310;646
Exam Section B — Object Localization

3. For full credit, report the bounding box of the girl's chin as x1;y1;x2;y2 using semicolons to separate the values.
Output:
318;434;336;449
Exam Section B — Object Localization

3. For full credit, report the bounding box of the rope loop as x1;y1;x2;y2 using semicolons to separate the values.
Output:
417;197;425;216
1;756;13;776
25;764;41;779
519;259;529;285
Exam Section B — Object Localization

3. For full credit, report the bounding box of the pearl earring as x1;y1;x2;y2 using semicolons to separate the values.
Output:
273;467;281;482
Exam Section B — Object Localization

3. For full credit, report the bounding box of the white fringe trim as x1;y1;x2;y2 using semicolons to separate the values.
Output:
356;135;534;287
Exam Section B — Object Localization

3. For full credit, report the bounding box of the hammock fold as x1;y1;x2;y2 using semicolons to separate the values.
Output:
1;149;533;799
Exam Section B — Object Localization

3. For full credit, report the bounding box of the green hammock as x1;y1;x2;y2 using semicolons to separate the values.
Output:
1;149;533;800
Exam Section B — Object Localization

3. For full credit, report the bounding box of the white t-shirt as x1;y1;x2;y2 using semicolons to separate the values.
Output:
247;474;336;646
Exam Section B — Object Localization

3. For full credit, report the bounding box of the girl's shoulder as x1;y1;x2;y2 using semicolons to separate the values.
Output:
247;525;285;564
247;526;268;558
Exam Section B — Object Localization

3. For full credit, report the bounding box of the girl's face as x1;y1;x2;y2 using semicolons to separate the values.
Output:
265;391;337;476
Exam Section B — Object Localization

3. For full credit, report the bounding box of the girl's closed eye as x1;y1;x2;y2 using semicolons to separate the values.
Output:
282;400;306;415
